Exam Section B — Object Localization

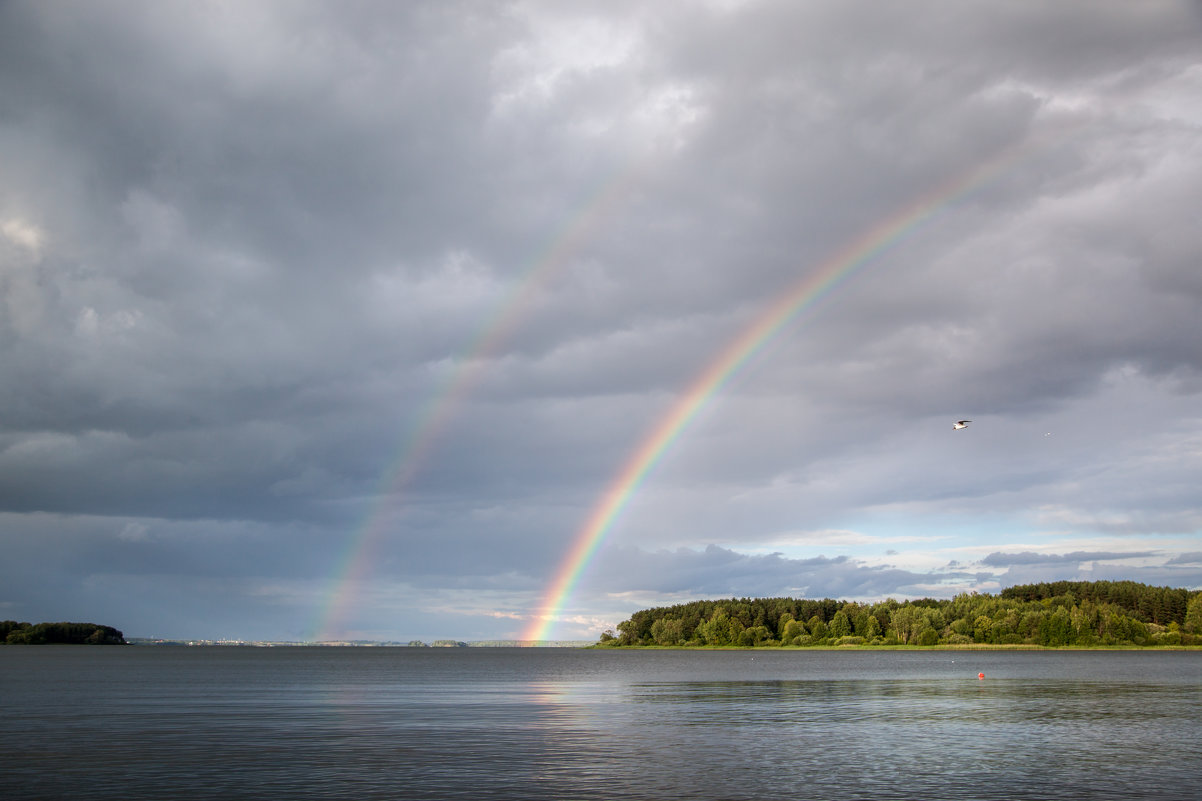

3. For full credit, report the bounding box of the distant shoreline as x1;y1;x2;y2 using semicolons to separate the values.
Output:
113;639;1202;651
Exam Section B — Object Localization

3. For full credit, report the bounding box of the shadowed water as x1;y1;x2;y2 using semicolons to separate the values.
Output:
2;647;1199;800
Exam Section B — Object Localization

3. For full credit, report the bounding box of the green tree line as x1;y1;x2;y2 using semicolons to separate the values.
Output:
1;621;126;645
599;581;1202;648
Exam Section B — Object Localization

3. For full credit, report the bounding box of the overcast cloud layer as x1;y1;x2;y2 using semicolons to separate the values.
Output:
2;1;1200;642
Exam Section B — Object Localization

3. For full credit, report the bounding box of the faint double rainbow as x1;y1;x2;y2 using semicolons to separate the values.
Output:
312;162;646;641
521;136;1061;642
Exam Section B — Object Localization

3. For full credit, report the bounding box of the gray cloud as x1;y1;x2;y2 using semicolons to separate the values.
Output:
2;1;1200;641
988;563;1202;595
981;551;1159;567
585;544;975;603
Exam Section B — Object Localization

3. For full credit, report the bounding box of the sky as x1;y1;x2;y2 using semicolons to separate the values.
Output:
2;1;1201;643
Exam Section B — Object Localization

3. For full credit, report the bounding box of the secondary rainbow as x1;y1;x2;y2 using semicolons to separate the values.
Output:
312;162;646;641
522;139;1052;642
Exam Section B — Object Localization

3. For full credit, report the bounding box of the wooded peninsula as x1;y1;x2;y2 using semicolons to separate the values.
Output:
598;581;1202;648
1;621;126;645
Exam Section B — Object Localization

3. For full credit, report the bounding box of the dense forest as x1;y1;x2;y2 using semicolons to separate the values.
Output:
599;581;1202;648
1;621;126;645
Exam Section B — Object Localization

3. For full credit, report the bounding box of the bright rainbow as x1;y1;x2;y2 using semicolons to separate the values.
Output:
521;138;1057;642
312;162;646;641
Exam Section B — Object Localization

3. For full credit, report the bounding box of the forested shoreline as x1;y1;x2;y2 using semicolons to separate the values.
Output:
599;581;1202;648
1;621;126;645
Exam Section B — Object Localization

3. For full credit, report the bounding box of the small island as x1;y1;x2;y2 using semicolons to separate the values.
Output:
598;580;1202;648
2;621;126;645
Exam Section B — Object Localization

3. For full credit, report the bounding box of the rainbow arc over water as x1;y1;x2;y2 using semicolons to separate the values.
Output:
312;164;645;641
521;138;1057;642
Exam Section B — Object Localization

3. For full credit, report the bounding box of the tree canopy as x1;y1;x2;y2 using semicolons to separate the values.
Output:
598;581;1202;648
1;621;126;645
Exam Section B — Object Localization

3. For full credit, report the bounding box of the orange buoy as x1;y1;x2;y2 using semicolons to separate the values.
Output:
978;672;985;680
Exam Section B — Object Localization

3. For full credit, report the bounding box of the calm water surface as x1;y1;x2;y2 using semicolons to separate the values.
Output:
2;647;1200;800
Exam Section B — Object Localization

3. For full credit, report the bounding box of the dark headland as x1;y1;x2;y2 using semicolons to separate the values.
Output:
2;621;126;645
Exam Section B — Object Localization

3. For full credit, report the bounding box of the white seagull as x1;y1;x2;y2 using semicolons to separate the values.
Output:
953;420;971;430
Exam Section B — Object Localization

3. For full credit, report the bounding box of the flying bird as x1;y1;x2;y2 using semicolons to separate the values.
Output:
953;420;971;430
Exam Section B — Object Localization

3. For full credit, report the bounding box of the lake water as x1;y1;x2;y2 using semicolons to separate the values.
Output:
2;647;1200;800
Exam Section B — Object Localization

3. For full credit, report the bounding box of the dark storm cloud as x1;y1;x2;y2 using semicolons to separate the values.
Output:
0;2;539;521
2;1;1199;640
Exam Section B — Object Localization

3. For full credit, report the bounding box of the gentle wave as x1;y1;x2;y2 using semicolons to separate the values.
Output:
2;647;1199;800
